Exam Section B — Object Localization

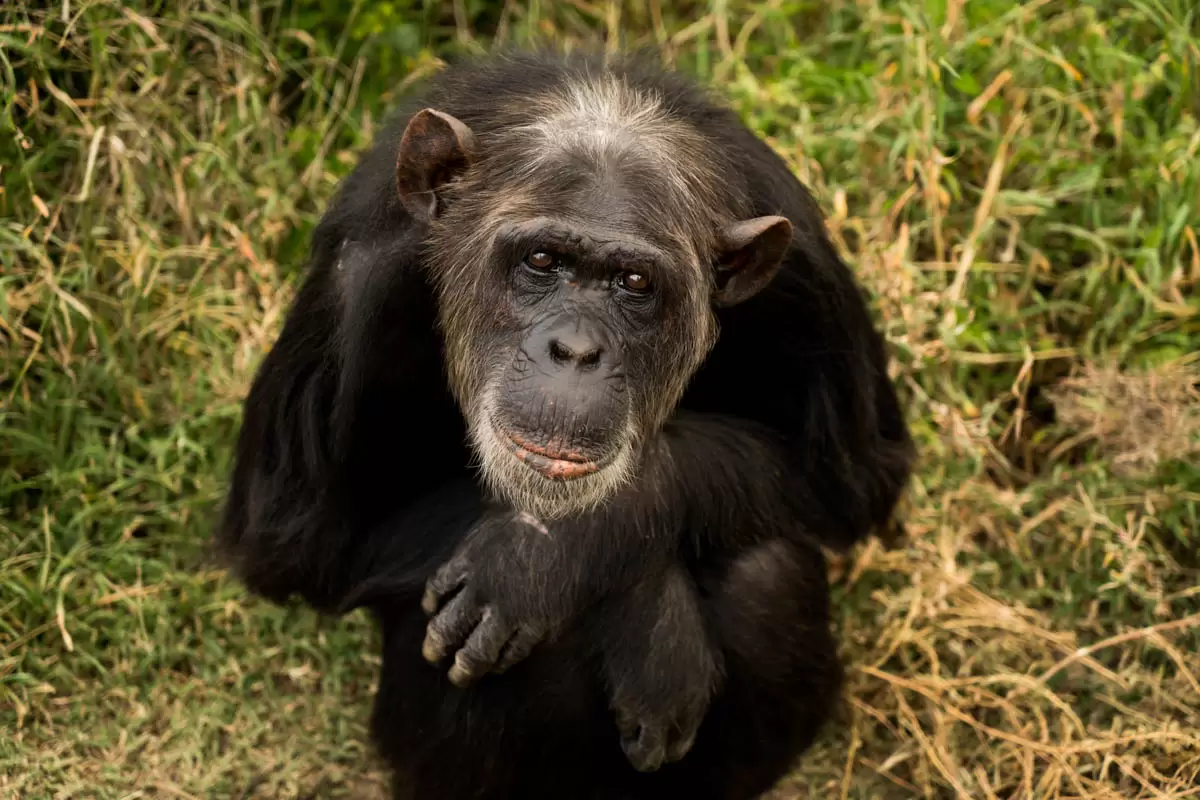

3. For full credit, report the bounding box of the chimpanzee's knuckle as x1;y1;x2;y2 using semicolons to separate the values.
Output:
613;708;638;739
428;590;479;643
621;723;667;773
433;560;467;593
493;625;543;673
427;612;454;641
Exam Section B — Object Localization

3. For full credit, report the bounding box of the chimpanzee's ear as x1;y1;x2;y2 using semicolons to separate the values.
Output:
712;216;793;307
396;108;478;221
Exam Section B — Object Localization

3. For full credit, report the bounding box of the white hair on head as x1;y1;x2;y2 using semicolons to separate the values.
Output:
518;75;683;162
507;74;725;242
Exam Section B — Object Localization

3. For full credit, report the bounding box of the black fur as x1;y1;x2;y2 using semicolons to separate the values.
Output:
217;50;913;799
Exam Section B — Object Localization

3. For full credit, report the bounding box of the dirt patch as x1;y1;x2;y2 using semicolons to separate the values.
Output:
1048;362;1200;475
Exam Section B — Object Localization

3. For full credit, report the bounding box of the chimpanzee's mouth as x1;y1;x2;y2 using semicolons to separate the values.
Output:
496;427;611;481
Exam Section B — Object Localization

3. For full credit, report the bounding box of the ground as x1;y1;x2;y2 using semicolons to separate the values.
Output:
2;1;1198;798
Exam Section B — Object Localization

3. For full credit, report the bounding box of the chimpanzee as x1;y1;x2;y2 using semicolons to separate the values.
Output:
216;50;913;800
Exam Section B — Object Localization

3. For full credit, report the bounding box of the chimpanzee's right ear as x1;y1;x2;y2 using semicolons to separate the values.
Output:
396;108;478;222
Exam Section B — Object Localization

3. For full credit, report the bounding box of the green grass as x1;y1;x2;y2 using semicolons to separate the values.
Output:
2;1;1198;797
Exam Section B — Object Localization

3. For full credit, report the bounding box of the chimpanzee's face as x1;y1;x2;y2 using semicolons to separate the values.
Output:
436;170;721;519
395;96;792;518
488;216;674;480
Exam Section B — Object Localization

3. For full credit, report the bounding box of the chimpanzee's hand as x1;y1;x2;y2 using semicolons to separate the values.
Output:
419;511;558;688
604;567;722;772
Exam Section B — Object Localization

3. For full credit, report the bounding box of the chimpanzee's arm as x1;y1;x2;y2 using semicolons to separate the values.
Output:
214;213;467;614
419;410;848;684
416;412;835;769
594;563;722;772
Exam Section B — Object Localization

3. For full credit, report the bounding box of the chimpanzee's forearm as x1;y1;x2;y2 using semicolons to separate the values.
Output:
418;414;807;627
341;407;890;622
656;411;904;555
593;562;722;772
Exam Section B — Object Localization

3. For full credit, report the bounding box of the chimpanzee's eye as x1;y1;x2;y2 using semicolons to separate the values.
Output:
526;252;556;271
617;271;651;294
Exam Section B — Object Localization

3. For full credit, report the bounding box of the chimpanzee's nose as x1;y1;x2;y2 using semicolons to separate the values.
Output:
548;331;604;369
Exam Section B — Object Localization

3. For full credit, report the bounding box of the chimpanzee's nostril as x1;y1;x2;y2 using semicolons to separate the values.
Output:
547;336;603;369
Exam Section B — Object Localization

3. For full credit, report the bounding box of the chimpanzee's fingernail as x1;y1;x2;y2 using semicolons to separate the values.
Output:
448;652;475;688
421;630;445;663
421;589;439;615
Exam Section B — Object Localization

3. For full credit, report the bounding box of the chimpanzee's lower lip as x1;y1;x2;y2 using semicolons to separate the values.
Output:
509;445;601;480
496;427;606;481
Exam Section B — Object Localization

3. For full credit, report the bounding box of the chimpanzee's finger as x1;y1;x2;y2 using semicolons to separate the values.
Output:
614;706;639;741
666;715;700;763
492;625;545;674
421;556;468;616
621;721;667;773
447;607;516;688
422;589;482;664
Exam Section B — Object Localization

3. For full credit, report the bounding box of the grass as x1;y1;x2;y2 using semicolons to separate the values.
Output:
2;0;1198;797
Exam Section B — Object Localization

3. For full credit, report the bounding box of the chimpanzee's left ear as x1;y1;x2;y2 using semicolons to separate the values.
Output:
712;215;793;307
396;108;478;222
